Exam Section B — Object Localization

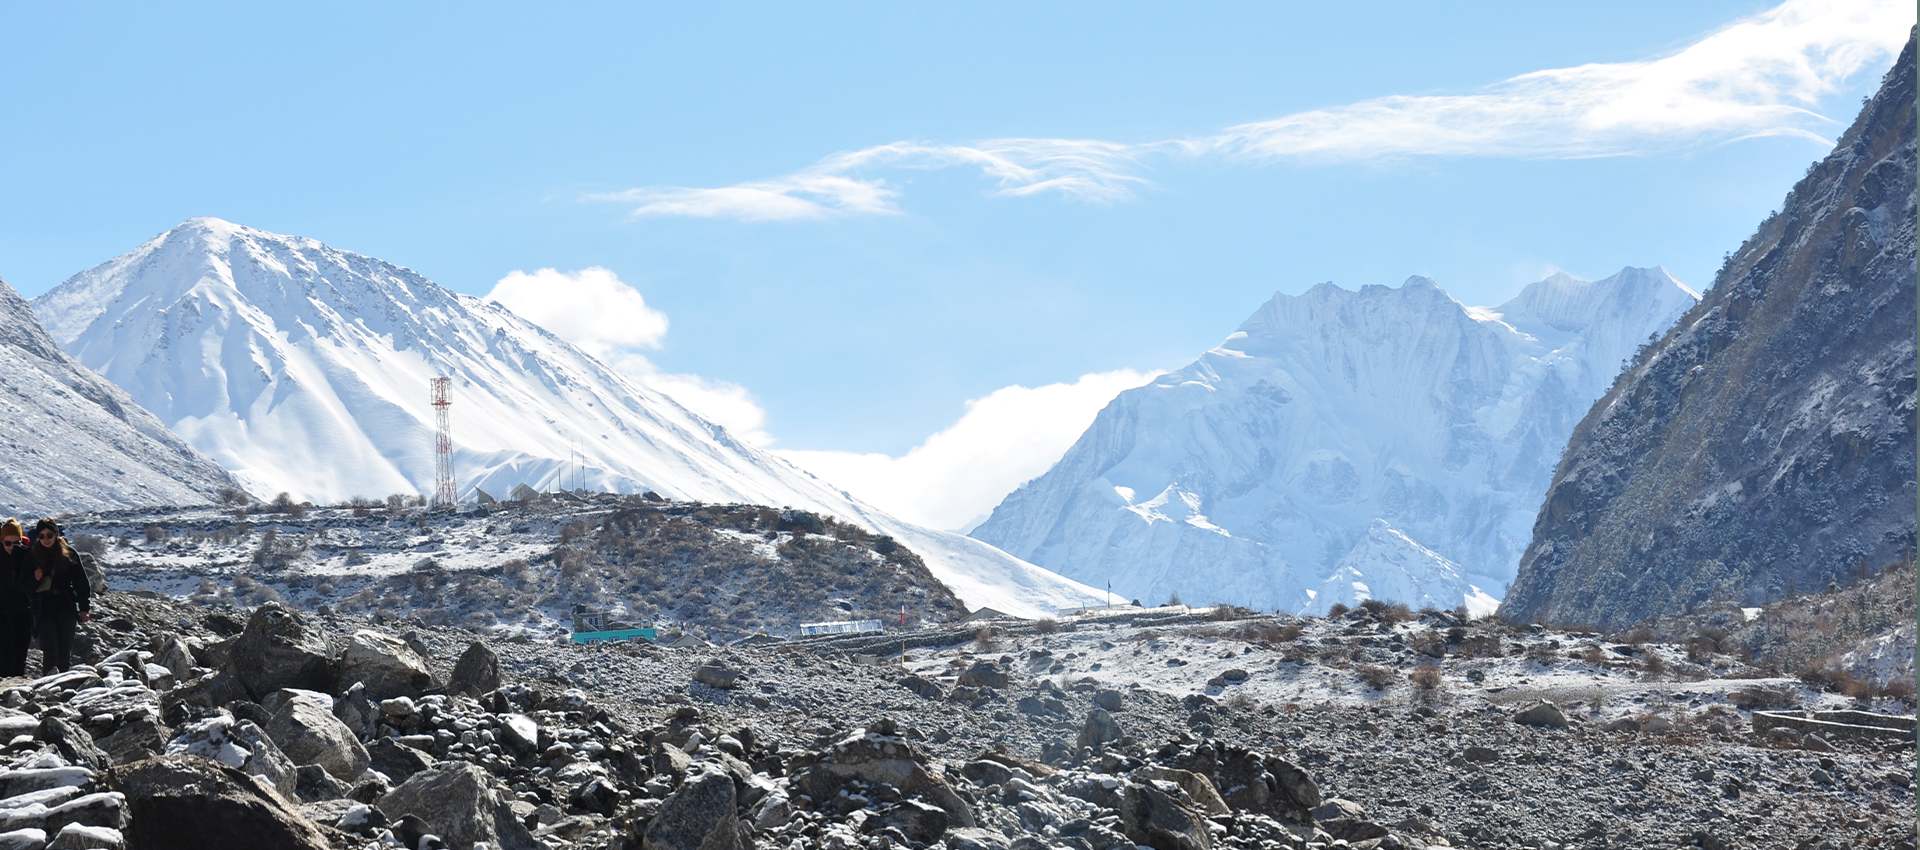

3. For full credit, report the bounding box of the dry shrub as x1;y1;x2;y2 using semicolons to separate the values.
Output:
1456;634;1504;659
1358;599;1413;623
1210;605;1257;621
1879;678;1916;703
1326;603;1351;618
1235;620;1303;646
1033;618;1061;634
973;627;1000;653
1578;645;1609;665
1642;651;1668;677
1409;630;1446;658
1409;665;1442;692
1356;664;1399;690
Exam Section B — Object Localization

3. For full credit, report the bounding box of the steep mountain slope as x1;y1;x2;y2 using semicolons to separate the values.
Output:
0;274;238;515
972;268;1697;612
32;218;1103;617
1500;38;1917;630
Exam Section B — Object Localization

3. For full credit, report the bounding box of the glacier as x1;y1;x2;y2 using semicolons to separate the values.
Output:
33;217;1105;618
971;268;1699;613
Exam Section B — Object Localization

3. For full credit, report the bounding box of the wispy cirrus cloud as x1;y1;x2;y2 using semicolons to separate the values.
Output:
587;139;1148;221
591;0;1911;221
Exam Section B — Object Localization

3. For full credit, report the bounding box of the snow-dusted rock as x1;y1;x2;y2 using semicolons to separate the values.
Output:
263;690;368;782
337;630;436;701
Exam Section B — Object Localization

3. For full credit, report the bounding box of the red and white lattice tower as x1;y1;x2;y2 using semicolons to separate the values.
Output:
430;377;456;509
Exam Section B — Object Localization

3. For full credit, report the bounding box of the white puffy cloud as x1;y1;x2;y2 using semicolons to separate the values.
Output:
484;267;669;353
484;267;1156;515
780;369;1159;530
592;0;1911;221
484;267;774;445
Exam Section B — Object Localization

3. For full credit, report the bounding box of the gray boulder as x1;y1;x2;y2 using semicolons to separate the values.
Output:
96;716;167;767
228;604;334;700
1117;779;1211;850
643;768;747;850
107;755;334;850
337;630;437;701
49;823;121;850
165;714;297;799
1513;700;1569;729
956;660;1009;690
791;719;974;829
35;719;107;772
367;738;436;784
378;762;536;850
447;642;501;697
148;634;196;682
264;690;369;782
1075;708;1123;751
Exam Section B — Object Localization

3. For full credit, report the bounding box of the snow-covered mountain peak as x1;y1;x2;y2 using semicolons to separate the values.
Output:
36;221;1106;618
973;267;1697;613
1495;266;1697;338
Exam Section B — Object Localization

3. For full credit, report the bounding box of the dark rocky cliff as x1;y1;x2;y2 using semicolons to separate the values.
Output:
1501;35;1916;629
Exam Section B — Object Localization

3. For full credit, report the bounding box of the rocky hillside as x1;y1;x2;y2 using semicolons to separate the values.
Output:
3;583;1909;850
1642;559;1916;692
64;492;968;639
0;275;239;515
1501;36;1917;630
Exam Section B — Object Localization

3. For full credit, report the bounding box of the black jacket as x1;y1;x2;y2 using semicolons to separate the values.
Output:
0;542;31;615
29;542;89;617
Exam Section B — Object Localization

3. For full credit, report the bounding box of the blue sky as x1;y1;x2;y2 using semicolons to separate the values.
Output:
0;0;1909;527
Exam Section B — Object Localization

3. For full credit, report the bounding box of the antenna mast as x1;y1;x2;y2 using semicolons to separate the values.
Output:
430;376;456;509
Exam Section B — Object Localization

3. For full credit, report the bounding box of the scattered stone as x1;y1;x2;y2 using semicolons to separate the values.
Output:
643;768;747;850
1075;708;1123;751
1513;700;1570;728
447;642;501;698
378;762;537;850
692;664;742;690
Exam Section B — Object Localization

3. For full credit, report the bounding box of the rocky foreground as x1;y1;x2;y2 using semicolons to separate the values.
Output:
0;592;1907;850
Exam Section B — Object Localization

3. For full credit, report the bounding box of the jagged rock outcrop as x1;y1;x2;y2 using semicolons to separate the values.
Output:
1502;36;1917;629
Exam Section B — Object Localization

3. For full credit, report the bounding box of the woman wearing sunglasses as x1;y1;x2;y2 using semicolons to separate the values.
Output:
0;520;32;676
28;519;89;675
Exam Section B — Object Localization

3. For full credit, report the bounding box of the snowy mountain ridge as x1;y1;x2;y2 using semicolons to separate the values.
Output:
972;267;1699;613
33;217;1105;617
0;273;239;515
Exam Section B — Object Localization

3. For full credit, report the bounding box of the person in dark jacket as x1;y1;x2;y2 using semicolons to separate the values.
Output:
0;520;31;676
28;519;88;675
